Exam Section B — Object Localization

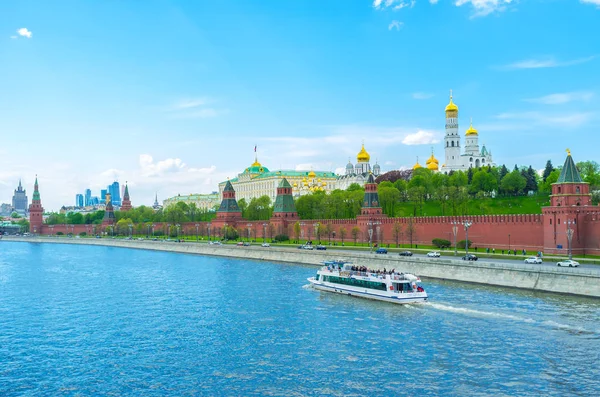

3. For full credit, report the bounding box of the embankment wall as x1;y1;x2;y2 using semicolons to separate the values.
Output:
3;237;600;298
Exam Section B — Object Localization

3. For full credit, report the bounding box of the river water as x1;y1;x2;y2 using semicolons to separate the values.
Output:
1;241;599;396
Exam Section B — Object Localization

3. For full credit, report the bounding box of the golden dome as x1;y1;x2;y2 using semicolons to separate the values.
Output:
445;90;458;113
357;143;370;162
321;181;327;186
293;182;298;187
466;119;478;136
427;161;439;171
308;170;316;178
425;153;439;166
413;159;422;170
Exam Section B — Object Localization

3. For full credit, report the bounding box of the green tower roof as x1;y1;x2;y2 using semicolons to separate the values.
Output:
278;178;292;188
223;180;235;192
557;152;583;183
274;178;296;213
32;176;40;201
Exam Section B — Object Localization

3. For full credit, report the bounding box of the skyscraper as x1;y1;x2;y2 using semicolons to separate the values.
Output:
84;189;92;206
12;179;28;215
76;194;84;207
108;181;121;206
100;189;108;204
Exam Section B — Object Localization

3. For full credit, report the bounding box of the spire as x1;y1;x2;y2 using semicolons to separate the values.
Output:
32;175;40;201
18;179;22;189
123;182;130;199
557;149;583;183
154;192;159;206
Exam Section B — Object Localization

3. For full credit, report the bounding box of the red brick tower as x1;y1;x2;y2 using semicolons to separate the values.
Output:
542;150;594;255
356;173;387;246
212;180;242;234
28;176;44;234
120;182;132;212
102;193;116;227
270;178;298;235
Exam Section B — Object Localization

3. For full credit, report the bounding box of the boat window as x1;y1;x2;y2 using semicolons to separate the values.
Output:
315;274;319;281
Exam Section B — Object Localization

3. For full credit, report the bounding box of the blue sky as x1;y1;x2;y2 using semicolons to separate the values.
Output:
1;0;599;210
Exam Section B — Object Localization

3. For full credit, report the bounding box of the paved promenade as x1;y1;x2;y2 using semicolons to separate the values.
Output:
3;236;600;298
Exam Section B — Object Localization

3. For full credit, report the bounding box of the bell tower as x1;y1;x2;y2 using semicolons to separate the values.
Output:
443;90;461;171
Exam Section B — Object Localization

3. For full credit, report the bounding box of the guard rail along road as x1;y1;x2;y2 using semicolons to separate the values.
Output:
4;237;600;298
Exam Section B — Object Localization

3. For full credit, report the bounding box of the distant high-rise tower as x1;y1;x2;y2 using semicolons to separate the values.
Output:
75;194;84;207
84;189;92;206
29;176;44;234
12;179;28;215
108;181;121;206
100;189;108;204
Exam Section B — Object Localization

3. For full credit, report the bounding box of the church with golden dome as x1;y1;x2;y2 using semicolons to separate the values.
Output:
438;91;494;173
336;143;381;190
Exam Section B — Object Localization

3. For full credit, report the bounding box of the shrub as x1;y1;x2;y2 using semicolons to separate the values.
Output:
432;238;451;249
79;232;87;237
273;234;289;242
56;231;64;235
457;239;472;249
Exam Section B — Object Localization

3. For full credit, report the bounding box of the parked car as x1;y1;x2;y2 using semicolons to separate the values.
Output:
261;242;270;247
316;245;327;250
237;241;244;246
302;245;314;250
557;259;579;267
399;251;413;257
524;257;542;264
427;251;440;257
462;254;478;261
375;248;388;254
243;242;250;246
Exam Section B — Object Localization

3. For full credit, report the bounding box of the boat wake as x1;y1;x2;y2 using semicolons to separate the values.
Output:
426;302;598;336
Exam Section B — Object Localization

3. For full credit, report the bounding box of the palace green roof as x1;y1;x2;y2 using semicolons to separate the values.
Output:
557;154;583;183
223;170;338;185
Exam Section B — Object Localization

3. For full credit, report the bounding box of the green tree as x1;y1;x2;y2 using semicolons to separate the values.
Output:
577;160;600;189
351;226;360;246
246;196;273;220
542;160;554;182
378;184;400;217
293;221;301;243
339;226;347;245
501;170;527;195
392;222;402;248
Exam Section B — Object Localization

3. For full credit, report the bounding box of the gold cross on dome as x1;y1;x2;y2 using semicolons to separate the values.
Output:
566;148;571;156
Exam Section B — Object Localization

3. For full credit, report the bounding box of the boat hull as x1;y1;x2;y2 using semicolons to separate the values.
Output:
308;277;427;304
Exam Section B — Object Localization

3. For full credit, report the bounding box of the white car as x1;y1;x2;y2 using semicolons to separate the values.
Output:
261;243;270;247
557;259;579;267
427;251;441;257
524;257;542;264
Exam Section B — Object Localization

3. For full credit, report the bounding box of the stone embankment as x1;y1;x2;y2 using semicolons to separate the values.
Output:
4;237;600;298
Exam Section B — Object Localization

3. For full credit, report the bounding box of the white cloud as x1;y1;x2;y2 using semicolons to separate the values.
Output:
139;154;186;177
524;91;594;105
165;97;224;119
581;0;600;7
388;20;404;31
373;0;415;10
455;0;513;18
402;130;440;145
498;55;597;70
412;92;434;99
17;28;32;38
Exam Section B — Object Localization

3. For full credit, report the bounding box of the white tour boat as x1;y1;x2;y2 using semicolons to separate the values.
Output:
308;261;428;304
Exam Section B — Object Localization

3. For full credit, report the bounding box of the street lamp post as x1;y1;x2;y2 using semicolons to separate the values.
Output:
167;224;171;239
152;224;155;238
207;223;212;241
176;224;180;240
313;223;319;244
463;220;473;256
566;219;574;260
147;224;151;238
262;223;267;243
247;223;252;242
195;224;199;241
452;221;458;256
129;224;133;239
300;222;305;243
508;234;511;252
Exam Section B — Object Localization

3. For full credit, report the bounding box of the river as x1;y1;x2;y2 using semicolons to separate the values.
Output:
1;242;598;396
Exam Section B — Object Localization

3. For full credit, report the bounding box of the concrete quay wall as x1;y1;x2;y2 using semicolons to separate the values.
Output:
4;237;600;298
